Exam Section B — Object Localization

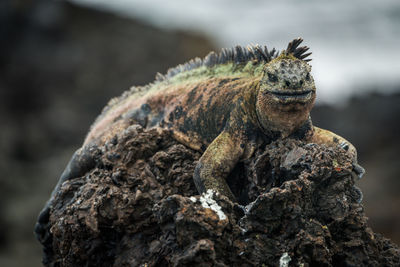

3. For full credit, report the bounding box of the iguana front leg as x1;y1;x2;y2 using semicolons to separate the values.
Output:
193;130;245;201
311;126;365;178
311;126;356;158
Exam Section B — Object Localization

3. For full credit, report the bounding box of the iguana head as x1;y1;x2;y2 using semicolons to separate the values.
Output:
256;47;316;136
259;53;316;105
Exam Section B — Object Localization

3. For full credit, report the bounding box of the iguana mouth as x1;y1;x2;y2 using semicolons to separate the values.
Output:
270;90;312;101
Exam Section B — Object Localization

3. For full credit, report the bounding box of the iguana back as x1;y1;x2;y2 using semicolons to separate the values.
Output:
83;44;279;149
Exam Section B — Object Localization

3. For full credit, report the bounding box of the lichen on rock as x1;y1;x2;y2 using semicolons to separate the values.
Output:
41;125;399;266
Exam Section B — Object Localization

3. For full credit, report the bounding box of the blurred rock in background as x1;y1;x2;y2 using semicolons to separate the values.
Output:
0;0;399;266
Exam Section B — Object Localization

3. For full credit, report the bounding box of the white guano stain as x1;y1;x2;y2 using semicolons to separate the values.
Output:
199;189;227;220
279;252;291;267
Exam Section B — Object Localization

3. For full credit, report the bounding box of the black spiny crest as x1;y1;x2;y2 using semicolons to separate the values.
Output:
283;37;312;62
156;38;311;82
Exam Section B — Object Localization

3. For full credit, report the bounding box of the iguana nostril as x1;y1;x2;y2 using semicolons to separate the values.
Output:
300;80;304;86
285;81;290;87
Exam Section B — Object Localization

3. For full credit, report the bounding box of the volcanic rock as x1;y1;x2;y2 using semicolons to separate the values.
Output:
41;125;400;266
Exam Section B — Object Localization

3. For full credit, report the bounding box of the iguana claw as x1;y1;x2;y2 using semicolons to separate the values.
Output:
339;141;350;151
352;162;365;179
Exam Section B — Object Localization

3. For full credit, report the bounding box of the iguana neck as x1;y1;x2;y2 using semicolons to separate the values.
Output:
255;103;312;139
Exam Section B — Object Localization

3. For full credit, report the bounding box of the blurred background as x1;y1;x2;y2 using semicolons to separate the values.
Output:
1;0;399;266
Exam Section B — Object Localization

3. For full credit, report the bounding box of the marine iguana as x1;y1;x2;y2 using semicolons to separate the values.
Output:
35;38;364;243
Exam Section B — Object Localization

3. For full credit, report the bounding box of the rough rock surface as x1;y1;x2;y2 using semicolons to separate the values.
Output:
42;125;399;266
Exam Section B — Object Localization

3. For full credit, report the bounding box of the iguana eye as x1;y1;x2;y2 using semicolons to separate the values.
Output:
305;73;311;81
267;73;278;83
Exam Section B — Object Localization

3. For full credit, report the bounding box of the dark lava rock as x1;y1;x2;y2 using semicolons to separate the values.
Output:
40;125;399;266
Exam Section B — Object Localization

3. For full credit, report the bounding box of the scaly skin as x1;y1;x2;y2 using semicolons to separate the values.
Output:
36;39;364;245
83;53;358;200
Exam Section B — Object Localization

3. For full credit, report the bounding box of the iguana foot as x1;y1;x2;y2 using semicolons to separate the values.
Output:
34;205;51;245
